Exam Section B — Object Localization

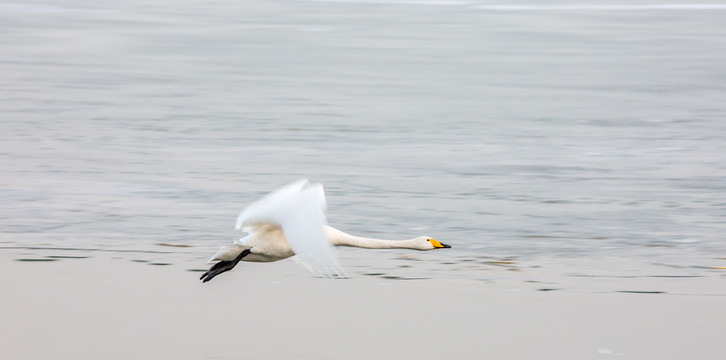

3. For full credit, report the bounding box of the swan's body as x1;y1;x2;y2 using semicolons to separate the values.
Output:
200;179;450;282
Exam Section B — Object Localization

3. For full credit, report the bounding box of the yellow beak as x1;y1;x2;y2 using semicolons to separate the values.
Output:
430;239;451;248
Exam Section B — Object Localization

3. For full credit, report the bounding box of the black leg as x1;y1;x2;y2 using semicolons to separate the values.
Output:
200;249;251;283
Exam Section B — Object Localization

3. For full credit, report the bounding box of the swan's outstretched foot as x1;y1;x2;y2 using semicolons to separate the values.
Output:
200;249;251;283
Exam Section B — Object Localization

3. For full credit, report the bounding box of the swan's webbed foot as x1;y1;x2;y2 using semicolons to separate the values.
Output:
200;249;251;283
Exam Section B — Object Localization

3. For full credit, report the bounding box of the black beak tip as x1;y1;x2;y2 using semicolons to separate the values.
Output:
442;243;452;248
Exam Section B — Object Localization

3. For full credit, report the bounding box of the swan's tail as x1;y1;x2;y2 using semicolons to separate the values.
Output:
206;242;248;264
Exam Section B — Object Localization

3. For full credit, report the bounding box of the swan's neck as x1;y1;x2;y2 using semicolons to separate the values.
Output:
325;226;418;249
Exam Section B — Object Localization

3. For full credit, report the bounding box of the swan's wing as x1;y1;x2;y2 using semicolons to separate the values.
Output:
282;184;346;278
236;179;310;231
236;180;347;278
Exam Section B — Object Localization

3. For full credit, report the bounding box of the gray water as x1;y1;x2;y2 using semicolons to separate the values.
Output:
2;0;726;273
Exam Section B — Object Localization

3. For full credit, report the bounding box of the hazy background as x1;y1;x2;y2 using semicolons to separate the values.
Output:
2;0;725;274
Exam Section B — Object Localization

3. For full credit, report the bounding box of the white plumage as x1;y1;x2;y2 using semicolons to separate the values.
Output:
200;179;450;282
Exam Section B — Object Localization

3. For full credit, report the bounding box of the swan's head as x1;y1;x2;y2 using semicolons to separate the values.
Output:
415;236;451;250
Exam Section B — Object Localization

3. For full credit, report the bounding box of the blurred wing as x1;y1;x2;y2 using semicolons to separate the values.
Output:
235;179;346;278
281;184;346;278
235;179;310;231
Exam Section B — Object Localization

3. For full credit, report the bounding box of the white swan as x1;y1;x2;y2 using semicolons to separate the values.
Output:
200;179;450;282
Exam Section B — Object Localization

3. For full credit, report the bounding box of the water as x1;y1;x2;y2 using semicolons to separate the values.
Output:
2;0;726;275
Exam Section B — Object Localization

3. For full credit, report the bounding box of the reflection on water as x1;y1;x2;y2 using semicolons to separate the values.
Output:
1;0;725;279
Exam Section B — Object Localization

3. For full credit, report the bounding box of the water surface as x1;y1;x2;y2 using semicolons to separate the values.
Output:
2;0;725;278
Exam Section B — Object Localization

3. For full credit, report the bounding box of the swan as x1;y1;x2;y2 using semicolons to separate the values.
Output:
200;179;451;282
